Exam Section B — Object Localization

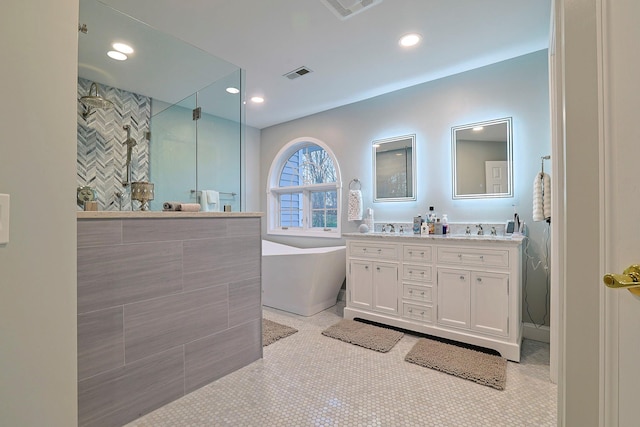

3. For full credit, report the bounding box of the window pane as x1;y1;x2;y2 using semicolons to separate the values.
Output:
326;210;338;227
299;146;337;185
326;190;337;208
279;192;302;227
279;151;302;187
311;211;325;228
311;192;324;209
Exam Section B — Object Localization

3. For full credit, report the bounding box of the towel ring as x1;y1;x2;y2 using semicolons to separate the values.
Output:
349;178;362;190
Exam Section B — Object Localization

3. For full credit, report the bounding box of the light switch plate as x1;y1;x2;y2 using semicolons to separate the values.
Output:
0;194;9;244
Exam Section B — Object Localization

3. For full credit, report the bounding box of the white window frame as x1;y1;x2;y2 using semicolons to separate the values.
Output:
267;137;342;238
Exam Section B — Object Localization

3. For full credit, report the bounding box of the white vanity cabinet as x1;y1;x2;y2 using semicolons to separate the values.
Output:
344;234;523;361
348;242;399;315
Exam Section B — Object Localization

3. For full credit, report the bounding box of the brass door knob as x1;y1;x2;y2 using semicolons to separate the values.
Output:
603;264;640;296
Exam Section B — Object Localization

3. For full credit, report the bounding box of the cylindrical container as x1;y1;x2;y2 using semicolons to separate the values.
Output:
442;214;449;234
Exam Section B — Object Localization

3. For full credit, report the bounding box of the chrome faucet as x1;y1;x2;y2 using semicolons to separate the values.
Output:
476;224;484;235
465;226;471;235
491;226;497;236
385;223;395;233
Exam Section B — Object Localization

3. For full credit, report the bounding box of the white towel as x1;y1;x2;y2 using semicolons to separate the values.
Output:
348;190;363;221
543;173;551;220
200;190;220;212
533;172;551;222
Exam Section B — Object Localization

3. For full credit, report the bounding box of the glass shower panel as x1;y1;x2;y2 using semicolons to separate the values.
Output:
195;69;243;212
148;94;197;211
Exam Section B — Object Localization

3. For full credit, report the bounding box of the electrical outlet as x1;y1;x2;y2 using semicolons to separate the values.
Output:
0;194;10;244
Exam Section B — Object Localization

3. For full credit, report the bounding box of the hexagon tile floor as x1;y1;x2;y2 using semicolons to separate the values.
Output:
125;302;556;427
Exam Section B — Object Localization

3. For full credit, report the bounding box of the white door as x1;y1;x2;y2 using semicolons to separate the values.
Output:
349;260;373;309
372;262;398;314
602;1;640;425
437;268;470;329
470;271;509;337
484;160;508;193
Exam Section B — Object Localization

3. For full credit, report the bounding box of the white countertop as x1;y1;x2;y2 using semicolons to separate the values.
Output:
342;231;525;246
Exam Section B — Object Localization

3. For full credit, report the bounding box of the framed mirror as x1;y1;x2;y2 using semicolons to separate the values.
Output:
451;117;513;199
373;134;416;202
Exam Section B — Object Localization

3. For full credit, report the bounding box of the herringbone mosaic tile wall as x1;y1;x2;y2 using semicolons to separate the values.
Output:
77;78;151;211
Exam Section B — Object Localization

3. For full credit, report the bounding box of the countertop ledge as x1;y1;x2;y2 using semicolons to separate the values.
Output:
78;211;264;219
342;232;525;245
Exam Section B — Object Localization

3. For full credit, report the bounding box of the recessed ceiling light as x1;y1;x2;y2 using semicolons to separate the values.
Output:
251;96;264;103
472;126;484;131
112;42;134;54
107;51;127;61
226;87;240;94
399;33;422;47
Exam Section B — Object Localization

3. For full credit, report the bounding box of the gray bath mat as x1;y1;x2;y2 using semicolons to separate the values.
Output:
263;319;298;347
405;338;507;390
321;319;404;353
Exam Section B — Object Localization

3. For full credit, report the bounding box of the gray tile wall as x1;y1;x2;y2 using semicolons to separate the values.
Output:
77;216;262;427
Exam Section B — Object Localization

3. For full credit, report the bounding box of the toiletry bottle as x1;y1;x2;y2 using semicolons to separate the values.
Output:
442;214;449;235
435;218;443;235
413;216;422;234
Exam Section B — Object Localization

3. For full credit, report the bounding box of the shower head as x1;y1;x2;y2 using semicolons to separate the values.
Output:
80;82;113;117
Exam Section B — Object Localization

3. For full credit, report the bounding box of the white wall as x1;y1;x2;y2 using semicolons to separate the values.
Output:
0;1;78;426
260;50;551;325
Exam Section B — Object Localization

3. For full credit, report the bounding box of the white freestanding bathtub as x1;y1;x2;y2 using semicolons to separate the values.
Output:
262;240;346;316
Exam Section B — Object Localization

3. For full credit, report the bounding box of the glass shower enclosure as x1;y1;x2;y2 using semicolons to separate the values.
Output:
77;0;245;212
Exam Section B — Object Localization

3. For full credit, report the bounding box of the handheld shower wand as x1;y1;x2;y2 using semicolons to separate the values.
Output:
122;125;137;186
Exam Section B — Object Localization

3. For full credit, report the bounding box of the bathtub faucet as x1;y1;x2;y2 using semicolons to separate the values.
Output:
384;224;395;233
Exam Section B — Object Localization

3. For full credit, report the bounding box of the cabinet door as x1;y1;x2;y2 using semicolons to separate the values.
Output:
372;262;398;314
349;260;373;309
471;271;509;336
437;268;470;329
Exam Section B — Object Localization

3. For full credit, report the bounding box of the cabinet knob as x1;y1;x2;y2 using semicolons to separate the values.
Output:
408;308;413;313
421;291;425;296
365;265;369;270
420;271;424;275
480;255;484;261
477;277;483;283
420;252;425;256
362;248;367;252
409;270;413;274
409;289;413;294
376;267;380;271
377;249;382;253
409;251;413;255
458;254;462;259
421;311;425;316
460;275;465;280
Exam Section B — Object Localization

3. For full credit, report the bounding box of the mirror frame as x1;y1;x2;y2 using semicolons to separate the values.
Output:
451;117;513;200
373;134;416;202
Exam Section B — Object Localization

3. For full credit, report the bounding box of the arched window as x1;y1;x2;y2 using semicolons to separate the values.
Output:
267;137;342;238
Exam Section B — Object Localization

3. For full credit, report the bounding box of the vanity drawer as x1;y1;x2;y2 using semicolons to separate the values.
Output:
403;245;432;263
437;247;509;268
349;242;398;260
403;283;433;304
403;302;433;323
402;264;432;282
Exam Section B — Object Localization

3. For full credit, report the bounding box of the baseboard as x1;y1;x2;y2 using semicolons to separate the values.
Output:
522;322;550;343
338;289;346;302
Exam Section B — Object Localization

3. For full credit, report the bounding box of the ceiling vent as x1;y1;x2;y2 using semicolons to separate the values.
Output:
320;0;383;20
283;66;313;80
